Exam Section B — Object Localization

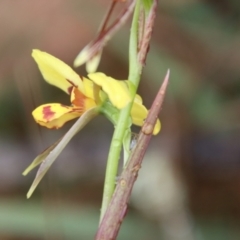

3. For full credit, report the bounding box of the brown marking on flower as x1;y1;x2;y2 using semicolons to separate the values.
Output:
60;104;70;109
69;108;81;113
67;86;73;94
42;106;55;121
71;88;85;110
66;79;77;87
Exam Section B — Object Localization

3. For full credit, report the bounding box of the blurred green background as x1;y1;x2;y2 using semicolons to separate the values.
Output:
1;0;240;239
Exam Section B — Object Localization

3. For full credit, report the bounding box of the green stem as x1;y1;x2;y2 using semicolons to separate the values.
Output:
128;1;141;86
100;0;142;222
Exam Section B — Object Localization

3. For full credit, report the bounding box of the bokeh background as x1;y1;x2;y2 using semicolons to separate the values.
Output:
1;0;240;239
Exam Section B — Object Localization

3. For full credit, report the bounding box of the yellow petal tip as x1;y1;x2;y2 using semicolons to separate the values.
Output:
74;45;90;68
32;49;84;94
153;119;161;135
86;51;102;73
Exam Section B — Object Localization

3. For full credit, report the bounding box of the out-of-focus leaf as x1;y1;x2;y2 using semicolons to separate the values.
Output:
190;85;226;129
0;199;161;240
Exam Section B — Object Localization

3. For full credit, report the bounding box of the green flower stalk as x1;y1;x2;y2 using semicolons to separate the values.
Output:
99;0;159;222
96;69;169;240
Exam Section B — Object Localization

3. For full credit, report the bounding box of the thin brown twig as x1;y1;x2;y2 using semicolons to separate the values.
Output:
138;0;158;67
95;70;170;240
98;0;118;36
137;7;145;52
84;0;136;61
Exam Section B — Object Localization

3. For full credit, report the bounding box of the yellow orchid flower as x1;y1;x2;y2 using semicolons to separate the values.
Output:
31;50;160;134
23;50;161;198
32;50;130;129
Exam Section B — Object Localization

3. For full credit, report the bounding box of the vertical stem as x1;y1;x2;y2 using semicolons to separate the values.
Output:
100;0;142;222
95;71;170;240
128;0;141;87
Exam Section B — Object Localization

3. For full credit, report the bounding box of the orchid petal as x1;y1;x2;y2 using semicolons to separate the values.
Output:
88;72;131;109
82;77;95;99
153;119;161;135
32;103;82;129
131;99;148;126
131;97;161;135
86;50;102;73
70;87;96;109
26;107;99;198
32;50;84;94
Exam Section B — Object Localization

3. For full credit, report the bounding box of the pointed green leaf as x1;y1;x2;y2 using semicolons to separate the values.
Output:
26;107;99;198
22;137;63;176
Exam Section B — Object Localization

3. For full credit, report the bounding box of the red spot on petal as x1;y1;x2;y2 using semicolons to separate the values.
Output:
42;106;55;121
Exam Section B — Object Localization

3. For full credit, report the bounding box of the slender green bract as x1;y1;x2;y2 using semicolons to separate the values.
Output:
100;0;142;222
24;107;99;199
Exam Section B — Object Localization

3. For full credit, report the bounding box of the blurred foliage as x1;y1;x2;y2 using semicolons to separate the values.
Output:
0;0;240;239
0;200;160;239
